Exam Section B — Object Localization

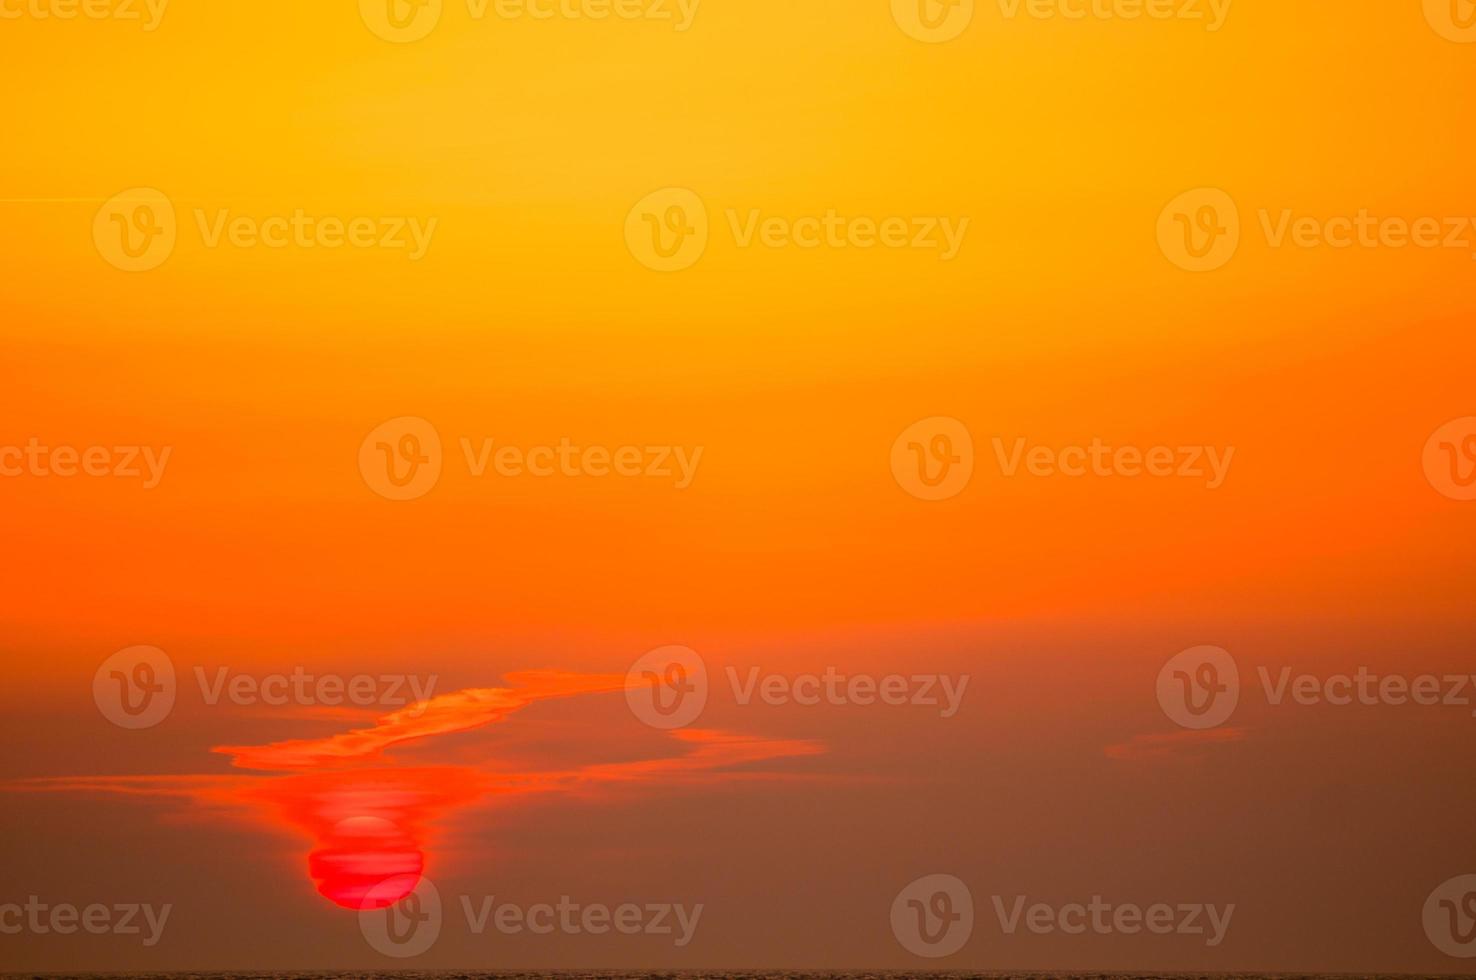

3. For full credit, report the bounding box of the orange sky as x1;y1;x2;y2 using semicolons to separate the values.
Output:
2;0;1475;973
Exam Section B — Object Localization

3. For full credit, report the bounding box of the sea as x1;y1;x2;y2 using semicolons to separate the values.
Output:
3;973;1468;979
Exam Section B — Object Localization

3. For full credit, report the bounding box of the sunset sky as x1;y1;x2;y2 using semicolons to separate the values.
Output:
2;0;1475;974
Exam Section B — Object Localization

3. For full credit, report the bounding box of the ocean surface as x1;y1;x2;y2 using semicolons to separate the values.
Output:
4;973;1468;979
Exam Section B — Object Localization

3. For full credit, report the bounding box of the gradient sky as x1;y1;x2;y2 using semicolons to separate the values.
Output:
2;0;1475;973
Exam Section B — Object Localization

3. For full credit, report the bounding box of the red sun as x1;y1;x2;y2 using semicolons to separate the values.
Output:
308;815;424;910
246;767;489;911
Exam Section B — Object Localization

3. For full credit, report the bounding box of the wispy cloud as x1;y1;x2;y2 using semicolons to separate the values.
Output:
214;669;627;771
4;668;827;908
1103;727;1247;762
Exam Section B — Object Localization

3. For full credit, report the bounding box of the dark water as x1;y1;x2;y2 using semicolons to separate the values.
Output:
4;972;1467;980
